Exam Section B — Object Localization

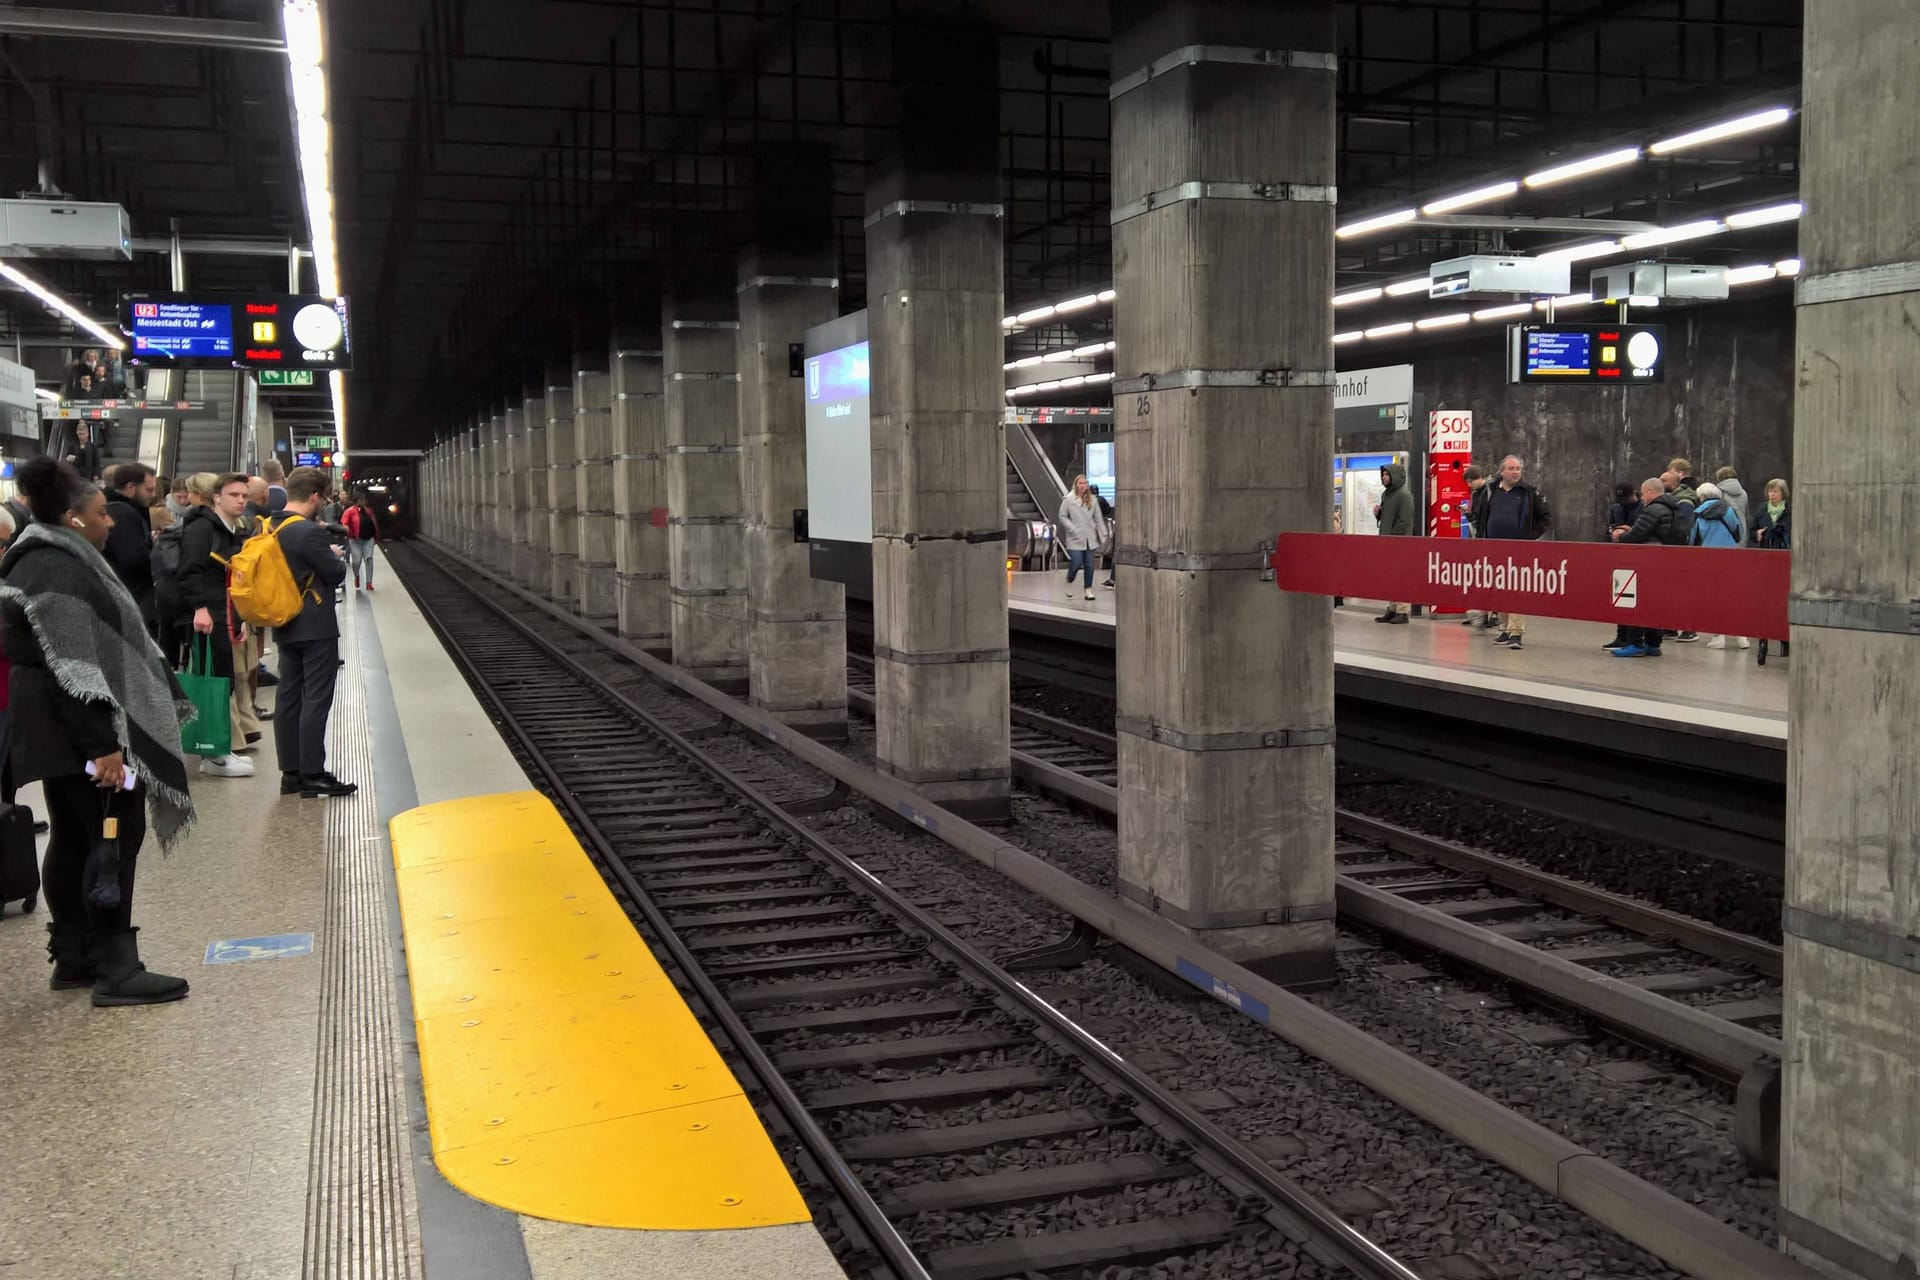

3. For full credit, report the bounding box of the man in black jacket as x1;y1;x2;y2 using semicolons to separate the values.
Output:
1608;477;1687;657
61;422;103;483
1476;455;1553;650
270;467;356;798
101;462;159;633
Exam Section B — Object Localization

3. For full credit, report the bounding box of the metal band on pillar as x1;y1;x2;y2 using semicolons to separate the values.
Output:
1788;596;1920;637
1115;716;1333;752
1116;368;1336;393
1795;260;1920;306
1111;182;1337;225
1783;905;1920;976
862;200;1004;228
1109;45;1338;99
736;275;839;292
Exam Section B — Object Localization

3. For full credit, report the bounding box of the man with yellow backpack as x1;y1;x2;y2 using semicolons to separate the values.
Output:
225;466;356;798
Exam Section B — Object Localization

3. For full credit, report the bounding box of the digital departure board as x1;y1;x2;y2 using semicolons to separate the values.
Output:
1510;323;1665;385
128;300;234;359
122;292;352;371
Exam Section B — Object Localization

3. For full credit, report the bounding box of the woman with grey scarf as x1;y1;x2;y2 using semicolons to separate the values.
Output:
0;457;197;1006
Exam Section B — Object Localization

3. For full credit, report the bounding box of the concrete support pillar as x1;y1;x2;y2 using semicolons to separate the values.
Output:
1781;6;1920;1278
612;327;670;650
484;406;508;573
572;355;618;629
737;243;847;736
1108;0;1337;985
458;424;478;561
522;382;551;598
865;29;1009;819
504;402;529;585
663;289;748;687
544;366;578;609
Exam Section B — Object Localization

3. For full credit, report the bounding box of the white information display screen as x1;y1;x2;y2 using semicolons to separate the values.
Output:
803;340;871;543
1083;441;1115;500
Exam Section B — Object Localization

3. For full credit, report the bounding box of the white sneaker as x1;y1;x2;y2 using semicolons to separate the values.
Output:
1084;592;1097;600
1706;635;1729;650
1735;637;1752;650
201;753;256;778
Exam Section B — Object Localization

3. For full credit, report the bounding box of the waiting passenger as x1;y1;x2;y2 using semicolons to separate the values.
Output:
1667;458;1700;507
1690;483;1750;652
164;475;193;522
102;462;159;635
0;457;196;1006
61;423;102;484
344;494;381;591
1713;466;1750;534
1600;481;1644;650
178;473;259;777
1458;466;1496;629
1479;454;1551;651
262;459;289;514
1089;485;1115;589
1609;478;1689;657
270;467;355;798
1751;478;1791;549
1373;462;1415;624
1056;474;1103;602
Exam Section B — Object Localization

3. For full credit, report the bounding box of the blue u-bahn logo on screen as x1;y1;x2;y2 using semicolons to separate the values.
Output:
806;341;869;404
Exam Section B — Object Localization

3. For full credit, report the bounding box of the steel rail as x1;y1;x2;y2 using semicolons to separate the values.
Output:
395;556;932;1280
405;537;1819;1280
393;544;1423;1280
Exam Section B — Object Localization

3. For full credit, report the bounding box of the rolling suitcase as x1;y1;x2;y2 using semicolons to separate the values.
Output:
0;802;38;916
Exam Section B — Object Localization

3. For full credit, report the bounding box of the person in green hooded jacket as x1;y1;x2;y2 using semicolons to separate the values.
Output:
1373;462;1415;623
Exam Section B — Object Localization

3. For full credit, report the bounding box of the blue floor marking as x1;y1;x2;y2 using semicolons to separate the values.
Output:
204;933;315;965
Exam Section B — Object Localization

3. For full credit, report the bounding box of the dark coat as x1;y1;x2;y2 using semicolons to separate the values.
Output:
1620;492;1688;546
1751;503;1791;549
63;440;103;482
271;513;347;645
1482;479;1553;540
102;496;155;622
0;540;122;781
176;505;244;617
1376;463;1415;536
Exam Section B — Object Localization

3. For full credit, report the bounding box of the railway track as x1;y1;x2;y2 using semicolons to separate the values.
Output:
391;544;1420;1280
846;655;1784;1163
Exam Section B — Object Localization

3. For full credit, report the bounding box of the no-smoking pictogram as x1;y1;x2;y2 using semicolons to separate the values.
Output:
1611;568;1638;608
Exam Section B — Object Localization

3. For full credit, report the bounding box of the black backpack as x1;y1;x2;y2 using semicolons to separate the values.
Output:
150;521;188;586
1665;501;1697;546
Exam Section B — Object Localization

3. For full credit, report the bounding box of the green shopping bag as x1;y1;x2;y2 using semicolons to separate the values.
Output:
179;636;233;758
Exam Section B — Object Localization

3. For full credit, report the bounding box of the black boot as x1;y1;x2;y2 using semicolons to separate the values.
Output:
90;928;189;1007
46;921;97;990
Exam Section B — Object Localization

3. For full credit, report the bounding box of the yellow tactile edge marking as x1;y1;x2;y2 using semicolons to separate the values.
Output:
389;789;813;1230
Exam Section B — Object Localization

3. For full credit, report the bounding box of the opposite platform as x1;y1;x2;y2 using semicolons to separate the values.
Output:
1008;570;1788;748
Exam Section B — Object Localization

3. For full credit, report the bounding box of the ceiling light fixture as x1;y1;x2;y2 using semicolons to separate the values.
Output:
1333;287;1383;307
1619;219;1725;249
1472;303;1534;321
1723;264;1779;286
0;260;124;349
1649;106;1794;155
34;386;59;402
1723;201;1804;229
1536;293;1594;311
1336;208;1418;239
1537;240;1621;263
282;0;341;440
1415;313;1471;330
1054;294;1102;313
1775;258;1803;276
1364;322;1415;338
1524;147;1641;189
1383;278;1431;297
1332;331;1364;344
1420;181;1520;215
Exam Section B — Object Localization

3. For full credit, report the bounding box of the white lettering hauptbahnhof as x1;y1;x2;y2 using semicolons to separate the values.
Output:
1428;551;1572;596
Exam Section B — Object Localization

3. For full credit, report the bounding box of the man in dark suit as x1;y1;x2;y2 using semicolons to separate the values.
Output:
270;466;355;798
101;462;159;634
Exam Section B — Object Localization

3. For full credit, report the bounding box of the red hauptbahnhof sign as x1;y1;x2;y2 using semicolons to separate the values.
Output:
1270;533;1789;639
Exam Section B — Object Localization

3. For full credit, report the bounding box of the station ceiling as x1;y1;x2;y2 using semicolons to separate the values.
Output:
0;0;1804;449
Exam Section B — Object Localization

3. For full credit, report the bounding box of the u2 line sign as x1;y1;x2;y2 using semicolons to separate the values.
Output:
1270;533;1790;639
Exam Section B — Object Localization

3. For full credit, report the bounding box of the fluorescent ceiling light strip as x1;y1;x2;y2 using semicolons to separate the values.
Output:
1054;294;1101;313
1620;218;1724;249
1004;287;1118;332
1723;201;1803;229
1524;147;1641;189
1336;208;1417;239
1420;180;1520;215
1537;240;1620;263
1536;293;1593;311
1364;322;1414;338
1416;313;1471;330
1473;303;1534;321
0;261;124;349
1015;305;1056;325
34;386;59;402
1333;287;1383;307
1627;295;1661;307
1332;331;1364;344
1383;278;1430;297
1724;264;1779;285
1775;258;1803;276
1649;106;1793;155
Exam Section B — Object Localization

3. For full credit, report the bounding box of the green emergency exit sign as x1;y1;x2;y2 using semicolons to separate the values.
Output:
258;370;315;387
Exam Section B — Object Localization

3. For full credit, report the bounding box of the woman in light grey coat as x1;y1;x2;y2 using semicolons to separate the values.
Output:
1056;474;1104;600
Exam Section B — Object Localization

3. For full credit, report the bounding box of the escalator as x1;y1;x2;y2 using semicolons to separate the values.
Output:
1005;416;1069;569
1007;456;1043;523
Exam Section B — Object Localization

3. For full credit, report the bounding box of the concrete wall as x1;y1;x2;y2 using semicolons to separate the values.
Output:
1406;298;1794;536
